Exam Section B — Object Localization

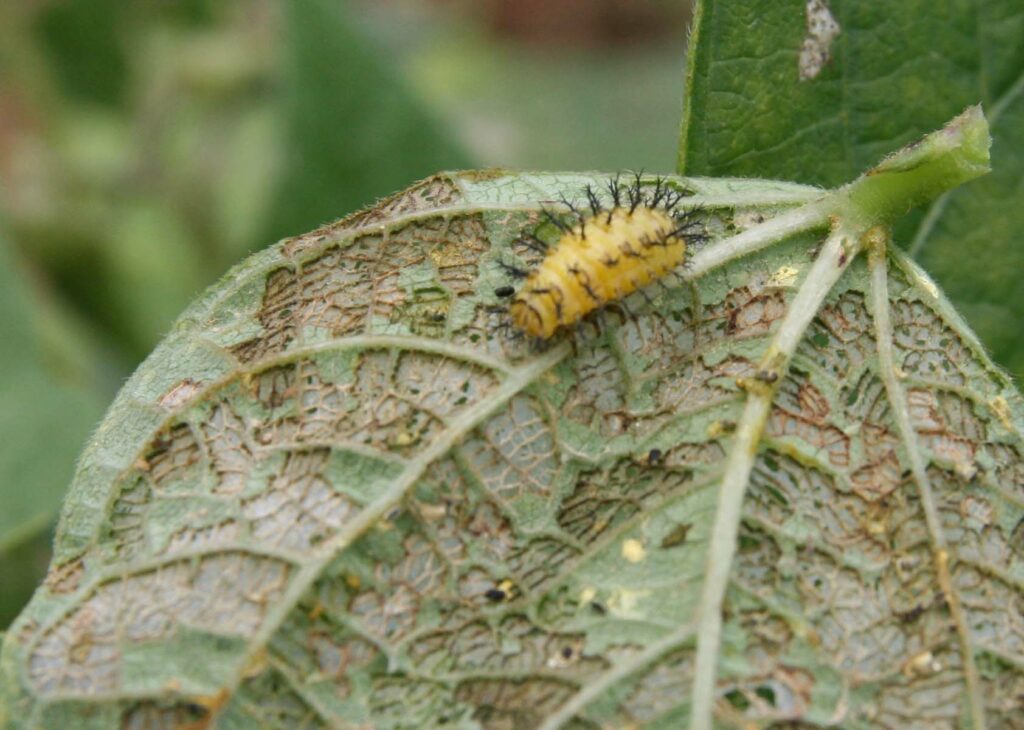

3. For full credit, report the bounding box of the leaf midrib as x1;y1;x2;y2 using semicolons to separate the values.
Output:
867;245;986;726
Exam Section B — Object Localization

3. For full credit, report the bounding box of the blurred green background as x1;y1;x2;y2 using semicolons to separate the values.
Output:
0;0;692;626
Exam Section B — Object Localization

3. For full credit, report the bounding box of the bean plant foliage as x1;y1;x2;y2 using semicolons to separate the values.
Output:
680;0;1024;381
1;100;1022;729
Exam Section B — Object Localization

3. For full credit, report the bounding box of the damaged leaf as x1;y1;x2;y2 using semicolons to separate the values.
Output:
1;111;1021;729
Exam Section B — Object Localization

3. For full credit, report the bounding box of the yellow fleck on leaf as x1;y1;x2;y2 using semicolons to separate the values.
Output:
607;588;652;619
902;650;942;677
767;265;800;288
621;538;646;563
989;395;1013;431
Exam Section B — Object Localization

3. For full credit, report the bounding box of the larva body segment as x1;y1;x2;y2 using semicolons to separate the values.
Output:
510;204;687;339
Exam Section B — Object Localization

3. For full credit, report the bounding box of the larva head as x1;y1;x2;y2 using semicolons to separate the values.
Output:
510;276;562;340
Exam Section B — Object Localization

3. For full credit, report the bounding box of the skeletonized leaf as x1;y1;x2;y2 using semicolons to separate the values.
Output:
2;113;1021;729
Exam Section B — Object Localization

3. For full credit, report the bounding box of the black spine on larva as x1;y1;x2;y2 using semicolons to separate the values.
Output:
567;264;600;303
517;232;549;254
649;178;665;208
607;174;623;207
498;261;529;279
543;208;571;233
628;170;644;212
585;185;603;216
561;195;589;238
520;301;543;331
619;240;641;258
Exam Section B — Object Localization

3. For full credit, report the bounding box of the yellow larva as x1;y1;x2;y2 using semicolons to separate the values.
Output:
507;177;697;339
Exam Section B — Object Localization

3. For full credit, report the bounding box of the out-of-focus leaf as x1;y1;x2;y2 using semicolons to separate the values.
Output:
33;0;128;107
404;34;687;172
103;202;210;352
0;532;53;634
0;235;104;627
31;0;217;109
212;107;282;262
262;0;470;242
4;0;468;364
678;0;1024;379
3;113;1020;727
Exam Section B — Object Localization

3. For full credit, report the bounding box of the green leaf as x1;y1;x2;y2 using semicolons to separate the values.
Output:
908;80;1024;379
0;236;104;628
678;0;1024;379
33;0;128;107
31;0;218;108
262;0;471;243
3;113;1021;727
